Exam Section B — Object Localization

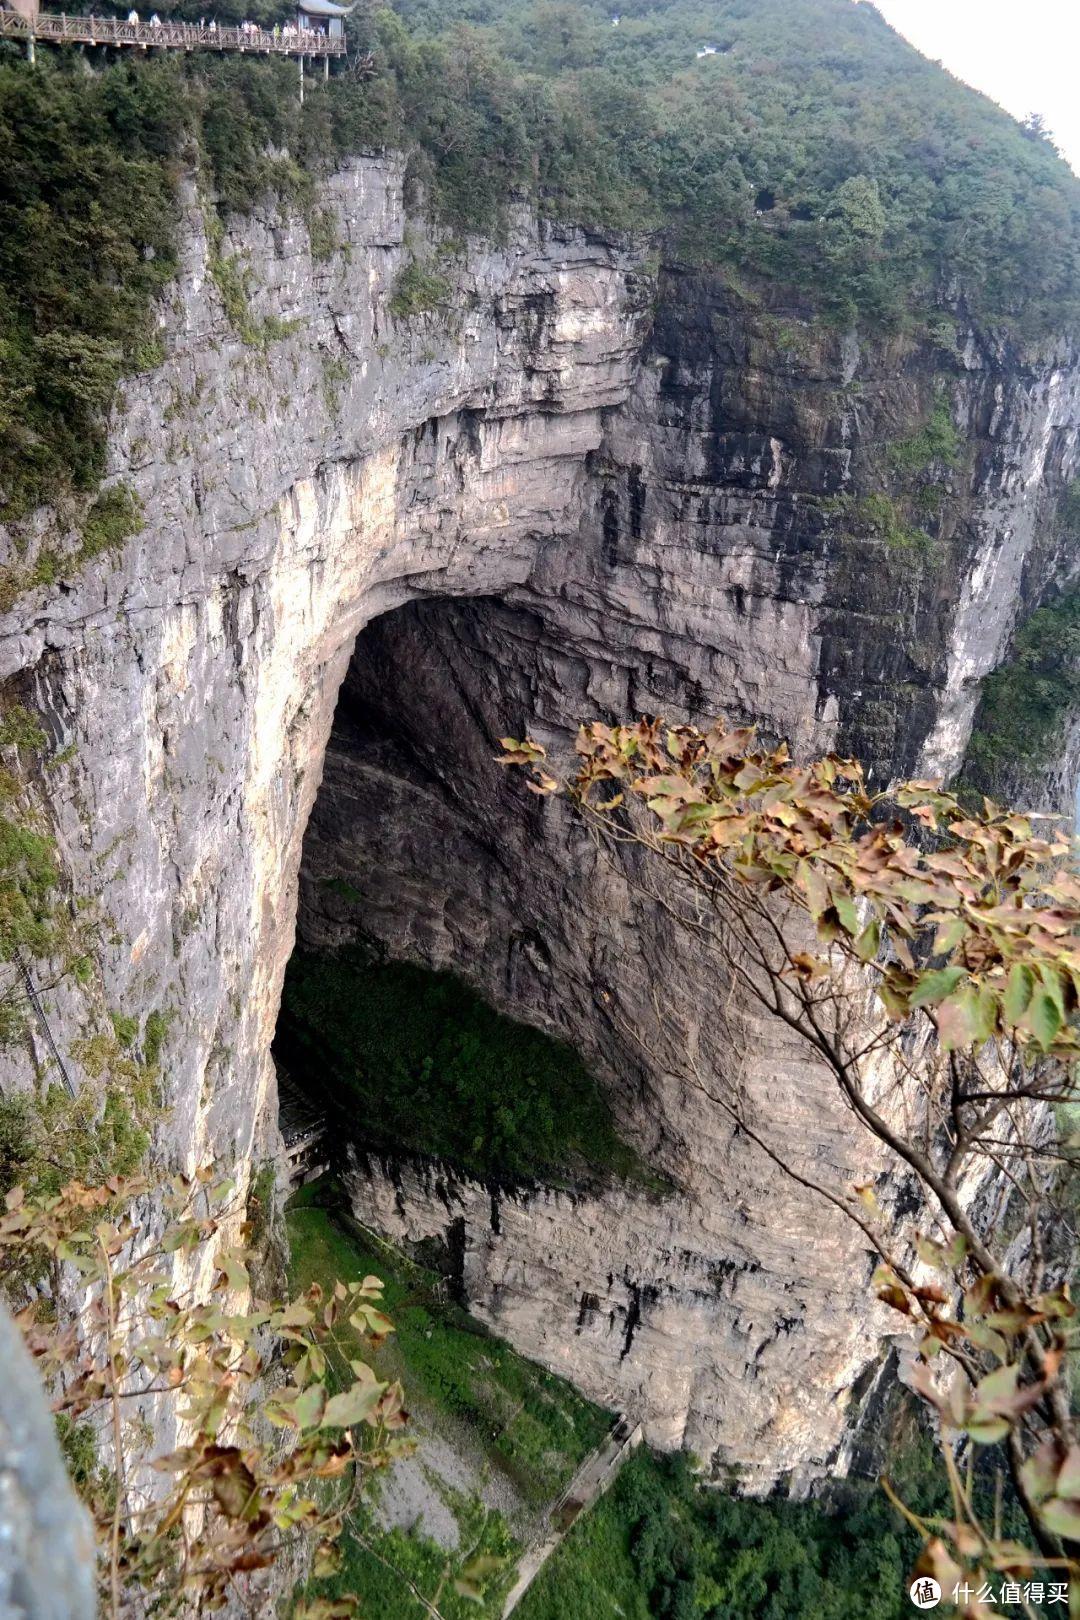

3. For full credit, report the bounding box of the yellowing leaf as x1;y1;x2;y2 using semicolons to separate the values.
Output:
292;1382;327;1431
321;1381;386;1430
966;1416;1010;1444
1041;1497;1080;1540
936;992;973;1051
276;1301;315;1329
931;914;966;955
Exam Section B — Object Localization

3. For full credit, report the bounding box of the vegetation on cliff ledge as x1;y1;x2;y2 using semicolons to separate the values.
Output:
278;948;655;1187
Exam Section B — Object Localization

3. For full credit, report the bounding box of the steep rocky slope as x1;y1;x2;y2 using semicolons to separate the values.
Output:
1;151;1078;1490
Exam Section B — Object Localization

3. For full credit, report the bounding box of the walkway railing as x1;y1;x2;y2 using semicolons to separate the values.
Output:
0;10;348;55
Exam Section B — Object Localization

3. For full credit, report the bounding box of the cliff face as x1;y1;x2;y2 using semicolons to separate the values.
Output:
1;155;1078;1490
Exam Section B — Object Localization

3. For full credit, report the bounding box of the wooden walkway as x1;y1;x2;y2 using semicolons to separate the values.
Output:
502;1416;644;1615
0;10;347;56
276;1059;330;1186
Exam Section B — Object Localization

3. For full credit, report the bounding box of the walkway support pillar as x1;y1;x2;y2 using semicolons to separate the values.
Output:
298;52;304;102
26;33;34;62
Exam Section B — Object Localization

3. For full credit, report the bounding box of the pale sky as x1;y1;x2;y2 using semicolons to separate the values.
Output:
867;0;1080;175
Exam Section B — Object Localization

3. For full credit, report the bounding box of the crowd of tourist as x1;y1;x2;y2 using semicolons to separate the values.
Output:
116;9;334;39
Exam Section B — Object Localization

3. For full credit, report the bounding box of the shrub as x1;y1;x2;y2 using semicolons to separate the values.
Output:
388;260;450;318
79;484;144;561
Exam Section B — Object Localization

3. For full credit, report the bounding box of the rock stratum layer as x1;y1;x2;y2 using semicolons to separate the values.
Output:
1;156;1079;1490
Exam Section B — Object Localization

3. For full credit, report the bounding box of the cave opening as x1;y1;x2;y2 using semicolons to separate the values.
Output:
271;592;658;1194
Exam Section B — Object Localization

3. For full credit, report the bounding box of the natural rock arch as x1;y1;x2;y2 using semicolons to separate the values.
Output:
0;156;1076;1486
280;586;897;1487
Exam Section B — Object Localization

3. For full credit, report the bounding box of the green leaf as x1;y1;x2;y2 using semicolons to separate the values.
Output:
1021;1440;1060;1506
1003;962;1035;1025
1025;989;1063;1051
853;918;880;962
1038;962;1067;1023
966;983;997;1045
915;1235;949;1271
909;966;966;1008
965;1321;1008;1362
1036;1285;1076;1321
833;892;860;936
973;1363;1019;1413
216;1248;249;1291
977;1360;1016;1412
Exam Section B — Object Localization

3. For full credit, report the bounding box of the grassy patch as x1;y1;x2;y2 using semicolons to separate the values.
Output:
286;1185;611;1616
517;1433;1057;1620
0;703;46;752
207;235;301;349
889;392;961;475
0;482;142;611
309;1495;518;1620
142;1009;169;1068
286;1188;611;1504
307;205;340;264
0;1065;158;1205
278;949;658;1189
79;484;144;560
389;259;451;319
829;492;936;559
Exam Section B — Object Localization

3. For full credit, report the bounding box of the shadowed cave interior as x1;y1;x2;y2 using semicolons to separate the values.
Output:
273;592;669;1191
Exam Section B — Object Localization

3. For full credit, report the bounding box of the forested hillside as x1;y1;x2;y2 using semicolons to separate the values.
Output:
3;0;1079;520
373;0;1080;330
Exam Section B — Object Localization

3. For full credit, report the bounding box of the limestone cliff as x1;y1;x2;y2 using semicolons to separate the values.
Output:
1;154;1078;1492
